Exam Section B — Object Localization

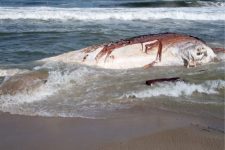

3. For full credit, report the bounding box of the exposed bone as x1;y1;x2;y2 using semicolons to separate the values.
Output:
187;61;197;68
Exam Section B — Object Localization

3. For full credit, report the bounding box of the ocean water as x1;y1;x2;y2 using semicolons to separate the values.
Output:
0;0;224;119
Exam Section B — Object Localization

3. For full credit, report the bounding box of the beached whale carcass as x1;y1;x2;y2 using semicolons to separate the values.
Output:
41;33;217;69
0;33;221;96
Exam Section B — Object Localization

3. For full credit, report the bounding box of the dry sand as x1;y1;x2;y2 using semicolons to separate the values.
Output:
0;108;224;150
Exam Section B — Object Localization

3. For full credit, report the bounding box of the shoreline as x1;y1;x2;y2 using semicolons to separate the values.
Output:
0;108;224;150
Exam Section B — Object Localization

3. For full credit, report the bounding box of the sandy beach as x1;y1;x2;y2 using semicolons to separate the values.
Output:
102;127;224;150
0;108;224;150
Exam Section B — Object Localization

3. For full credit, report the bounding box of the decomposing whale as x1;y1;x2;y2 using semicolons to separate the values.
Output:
41;33;218;69
0;33;224;95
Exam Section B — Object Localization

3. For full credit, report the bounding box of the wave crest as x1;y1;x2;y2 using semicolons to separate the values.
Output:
0;7;224;21
0;65;94;106
197;1;225;7
123;80;225;98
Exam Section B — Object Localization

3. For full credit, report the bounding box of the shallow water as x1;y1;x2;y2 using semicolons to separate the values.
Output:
0;61;224;119
0;0;224;119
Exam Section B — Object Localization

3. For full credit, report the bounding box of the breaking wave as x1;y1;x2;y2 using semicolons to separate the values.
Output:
0;63;224;118
0;7;224;21
117;1;225;8
197;1;225;7
0;65;94;107
0;64;122;118
0;68;29;77
123;80;225;98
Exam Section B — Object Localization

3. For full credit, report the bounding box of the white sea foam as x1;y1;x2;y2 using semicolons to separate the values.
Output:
0;68;29;77
0;66;93;107
0;64;118;118
197;1;225;7
0;7;224;21
217;53;225;61
123;80;225;98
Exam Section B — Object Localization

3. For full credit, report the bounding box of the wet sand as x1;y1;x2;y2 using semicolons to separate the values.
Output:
0;108;224;150
102;127;224;150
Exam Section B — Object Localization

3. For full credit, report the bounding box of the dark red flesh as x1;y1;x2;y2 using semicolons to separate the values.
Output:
212;48;225;53
94;33;204;63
